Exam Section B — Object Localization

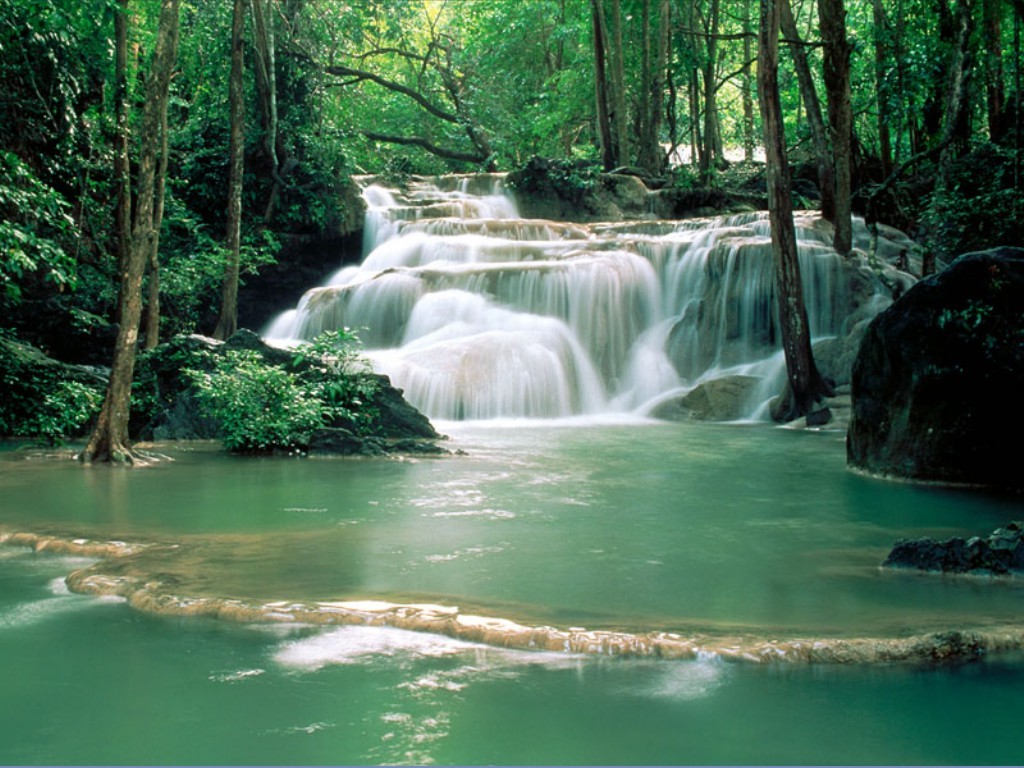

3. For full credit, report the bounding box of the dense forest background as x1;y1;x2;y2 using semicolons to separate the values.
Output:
1;0;1022;450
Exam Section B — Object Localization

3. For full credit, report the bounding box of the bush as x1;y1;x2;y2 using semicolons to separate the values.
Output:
290;328;380;435
186;350;325;453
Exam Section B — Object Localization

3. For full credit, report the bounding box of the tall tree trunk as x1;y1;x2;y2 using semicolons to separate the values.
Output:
872;0;894;177
636;0;670;174
214;0;246;341
143;95;169;350
114;0;131;278
818;0;854;256
699;0;721;178
82;0;180;465
780;0;836;221
251;0;281;222
743;0;756;162
609;0;629;166
758;0;833;423
984;0;1006;140
591;0;615;170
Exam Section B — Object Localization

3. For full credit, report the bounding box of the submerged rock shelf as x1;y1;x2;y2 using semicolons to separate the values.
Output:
4;529;1022;666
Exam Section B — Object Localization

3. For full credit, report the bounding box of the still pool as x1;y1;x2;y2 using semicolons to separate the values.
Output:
1;420;1023;764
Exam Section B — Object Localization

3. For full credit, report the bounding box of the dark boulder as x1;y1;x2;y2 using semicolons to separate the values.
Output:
847;247;1024;489
883;522;1024;575
308;427;452;457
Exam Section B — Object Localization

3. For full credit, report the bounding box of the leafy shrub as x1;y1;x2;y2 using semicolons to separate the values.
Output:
0;332;104;442
291;328;380;435
186;350;325;453
14;380;103;445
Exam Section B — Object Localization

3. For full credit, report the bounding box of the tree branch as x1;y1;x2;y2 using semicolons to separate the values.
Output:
324;63;459;123
363;131;485;164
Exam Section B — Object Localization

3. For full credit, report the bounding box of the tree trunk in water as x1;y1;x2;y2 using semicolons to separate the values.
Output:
758;0;833;423
818;0;853;256
780;0;835;221
214;0;246;341
591;0;615;170
82;0;180;465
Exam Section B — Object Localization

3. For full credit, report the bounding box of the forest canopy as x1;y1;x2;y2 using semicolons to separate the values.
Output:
0;0;1021;448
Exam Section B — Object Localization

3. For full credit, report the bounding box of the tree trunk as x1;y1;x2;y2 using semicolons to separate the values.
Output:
780;0;835;221
250;0;281;223
743;0;756;162
699;0;721;178
591;0;616;170
114;0;131;278
872;0;894;177
609;0;629;166
82;0;180;465
818;0;854;256
636;0;670;174
144;90;170;350
214;0;246;341
984;0;1006;141
758;0;833;423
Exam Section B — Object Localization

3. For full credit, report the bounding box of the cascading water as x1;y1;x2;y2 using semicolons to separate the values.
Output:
264;174;914;421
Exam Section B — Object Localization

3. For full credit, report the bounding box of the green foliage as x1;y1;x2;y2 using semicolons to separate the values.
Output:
921;143;1024;261
186;350;325;453
0;331;103;441
184;331;379;453
0;151;77;303
508;156;602;205
291;329;380;434
14;380;102;445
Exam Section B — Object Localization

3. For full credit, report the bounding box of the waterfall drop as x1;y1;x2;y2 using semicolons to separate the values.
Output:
264;174;915;422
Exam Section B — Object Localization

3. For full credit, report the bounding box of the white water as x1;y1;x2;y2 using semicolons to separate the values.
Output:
265;174;914;421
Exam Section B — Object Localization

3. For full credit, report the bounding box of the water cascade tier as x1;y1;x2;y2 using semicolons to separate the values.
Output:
265;174;915;421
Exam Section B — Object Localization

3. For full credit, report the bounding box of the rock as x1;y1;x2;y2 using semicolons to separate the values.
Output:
847;247;1024;489
309;428;452;457
650;375;762;422
883;522;1024;575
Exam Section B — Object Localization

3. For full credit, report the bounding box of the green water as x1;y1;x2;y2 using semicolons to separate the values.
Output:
2;421;1024;764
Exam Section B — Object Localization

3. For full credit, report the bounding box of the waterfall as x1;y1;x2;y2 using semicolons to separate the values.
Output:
264;174;915;422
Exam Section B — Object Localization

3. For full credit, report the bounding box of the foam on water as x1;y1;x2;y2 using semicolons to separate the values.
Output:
273;625;488;671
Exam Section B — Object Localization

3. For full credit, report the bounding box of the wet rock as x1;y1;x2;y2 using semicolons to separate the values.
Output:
309;428;452;457
883;522;1024;575
848;247;1024;489
651;375;761;422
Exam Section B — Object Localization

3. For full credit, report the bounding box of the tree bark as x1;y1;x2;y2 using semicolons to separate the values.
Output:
758;0;833;423
871;0;894;177
609;0;629;166
143;92;169;350
743;0;756;162
984;0;1006;141
592;0;616;170
636;0;670;174
780;0;836;221
114;0;131;279
699;0;721;178
82;0;180;465
818;0;854;256
214;0;246;341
